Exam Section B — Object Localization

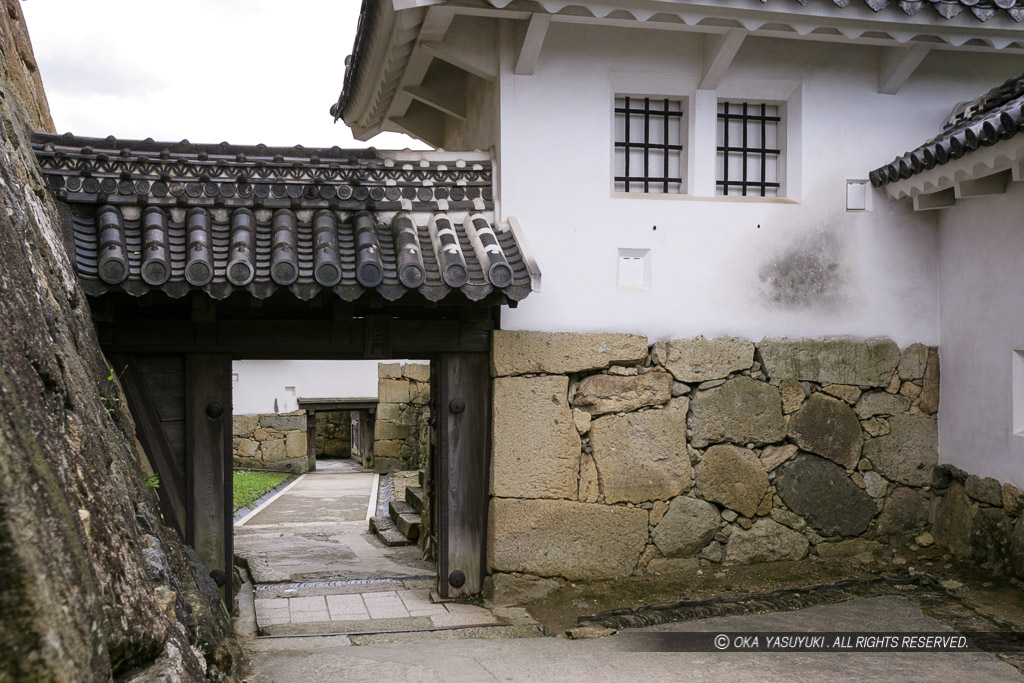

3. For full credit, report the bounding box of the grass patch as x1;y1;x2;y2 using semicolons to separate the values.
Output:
233;470;292;511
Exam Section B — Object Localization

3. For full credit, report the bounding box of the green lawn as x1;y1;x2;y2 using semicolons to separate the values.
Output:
233;470;292;511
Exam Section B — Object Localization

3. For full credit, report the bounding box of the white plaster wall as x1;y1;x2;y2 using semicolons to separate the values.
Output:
232;360;384;415
938;181;1024;488
494;23;1023;347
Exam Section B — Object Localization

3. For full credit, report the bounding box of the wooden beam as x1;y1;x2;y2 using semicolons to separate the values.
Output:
514;14;551;76
405;81;467;120
422;17;498;81
879;44;931;95
420;5;456;42
700;29;747;90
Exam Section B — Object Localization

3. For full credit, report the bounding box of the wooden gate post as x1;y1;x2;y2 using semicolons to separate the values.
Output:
186;354;233;600
436;352;491;598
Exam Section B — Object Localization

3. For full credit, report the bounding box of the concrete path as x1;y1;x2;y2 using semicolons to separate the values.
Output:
246;595;1023;682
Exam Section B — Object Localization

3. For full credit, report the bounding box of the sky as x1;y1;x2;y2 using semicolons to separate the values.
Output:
20;0;427;150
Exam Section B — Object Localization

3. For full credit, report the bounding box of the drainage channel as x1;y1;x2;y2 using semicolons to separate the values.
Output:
255;623;506;639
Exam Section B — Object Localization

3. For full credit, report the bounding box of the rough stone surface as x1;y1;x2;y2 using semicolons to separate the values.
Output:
897;344;929;380
919;348;940;414
1004;483;1024;517
820;384;862;404
775;455;876;537
787;393;862;468
760;444;798;472
233;414;259;437
779;379;806;414
769;508;806;531
0;12;241;678
651;496;721;558
694;445;768;517
862;415;938;487
482;573;562;607
861;471;888;499
590;399;691;503
689;377;785;447
725;519;809;564
933;482;975;560
573;371;672;415
259;412;306;432
965;475;1003;506
758;337;900;387
1011;513;1024;580
876;486;930;537
816;539;884;559
658;336;754;383
492;330;648;376
492;376;580;500
578;453;600;503
488;499;648;580
403;362;430;382
855;391;911;419
572;409;591;435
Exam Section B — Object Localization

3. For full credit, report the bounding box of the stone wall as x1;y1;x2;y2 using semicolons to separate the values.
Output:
314;410;351;458
374;363;431;473
486;330;994;597
233;411;309;474
0;2;241;678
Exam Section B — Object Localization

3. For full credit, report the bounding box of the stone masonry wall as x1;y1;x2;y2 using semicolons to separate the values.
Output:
233;411;309;474
315;409;351;458
486;331;1022;601
374;363;431;473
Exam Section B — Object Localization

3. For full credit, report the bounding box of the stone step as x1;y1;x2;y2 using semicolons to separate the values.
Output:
405;485;425;514
389;499;416;522
395;511;421;541
368;515;412;547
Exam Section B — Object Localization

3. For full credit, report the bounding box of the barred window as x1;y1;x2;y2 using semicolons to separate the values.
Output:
614;96;684;194
716;101;781;197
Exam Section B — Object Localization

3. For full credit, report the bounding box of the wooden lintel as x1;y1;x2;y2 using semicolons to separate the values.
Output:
514;14;551;76
879;44;931;95
699;29;747;91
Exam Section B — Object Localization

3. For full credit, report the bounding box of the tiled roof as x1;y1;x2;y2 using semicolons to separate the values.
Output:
869;72;1024;186
32;133;535;304
800;1;1024;22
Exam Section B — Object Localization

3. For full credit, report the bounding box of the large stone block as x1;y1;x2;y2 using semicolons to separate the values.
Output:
378;362;404;379
758;337;900;387
488;498;649;580
655;336;754;383
590;399;691;503
403;363;431;382
573;371;672;415
492;376;581;500
233;414;258;437
652;496;721;557
689;377;785;447
694;444;768;518
918;348;940;415
875;486;930;537
1011;512;1024;580
374;421;412;441
483;573;562;607
725;519;809;564
787;393;862;469
862;415;937;487
491;330;648;376
259;412;306;432
378;378;411;404
897;344;929;380
235;438;259;460
259;438;287;463
775;454;876;537
285;432;306;459
854;391;911;419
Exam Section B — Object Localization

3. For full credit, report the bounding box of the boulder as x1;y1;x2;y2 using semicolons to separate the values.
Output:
655;336;754;383
758;337;900;387
775;454;876;537
651;496;721;557
787;393;862;469
965;475;1003;506
862;415;937;487
492;376;581;500
260;438;287;463
897;344;929;381
876;486;930;537
590;399;690;503
285;432;306;459
854;391;911;419
487;499;648;580
573;371;672;415
725;519;809;564
491;331;648;376
694;444;768;518
933;481;975;559
689;377;786;447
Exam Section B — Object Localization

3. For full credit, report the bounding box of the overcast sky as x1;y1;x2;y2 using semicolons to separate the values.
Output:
20;0;426;149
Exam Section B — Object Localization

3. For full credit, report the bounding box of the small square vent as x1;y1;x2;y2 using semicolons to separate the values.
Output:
617;248;651;291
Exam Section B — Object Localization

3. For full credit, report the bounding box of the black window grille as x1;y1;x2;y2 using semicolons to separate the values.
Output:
614;96;684;194
716;101;781;197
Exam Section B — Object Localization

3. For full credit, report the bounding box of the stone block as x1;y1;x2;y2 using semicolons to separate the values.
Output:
1004;483;1023;517
689;377;785;448
787;393;862;469
374;439;401;458
263;456;309;475
376;403;401;421
259;412;306;432
965;475;1003;506
379;362;404;379
919;348;940;415
491;330;648;376
285;432;306;460
488;498;648;580
760;444;797;472
932;481;975;560
324;438;348;458
652;496;721;558
775;454;876;537
578;453;600;503
378;379;411;404
483;573;562;607
758;337;900;387
854;391;911;419
862;415;937;487
725;519;809;564
260;438;287;463
409;383;430;406
492;376;580;500
236;438;259;460
779;379;805;414
862;471;888;499
573;371;672;415
589;399;690;503
694;444;768;518
820;384;862;404
1011;512;1024;580
403;363;431;382
897;344;929;381
876;486;929;537
572;409;591;435
657;336;754;383
374;421;412;441
233;415;258;437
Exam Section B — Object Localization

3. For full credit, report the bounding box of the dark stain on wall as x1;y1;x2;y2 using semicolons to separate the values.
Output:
759;230;849;311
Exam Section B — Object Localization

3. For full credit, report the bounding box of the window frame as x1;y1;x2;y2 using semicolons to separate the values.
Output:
611;92;689;196
715;100;783;198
